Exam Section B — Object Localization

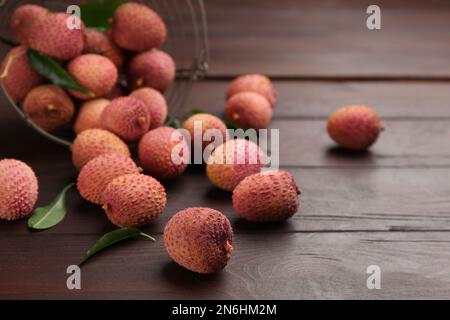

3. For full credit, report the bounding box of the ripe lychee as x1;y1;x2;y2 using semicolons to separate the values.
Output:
0;45;44;103
206;139;266;191
182;113;228;151
101;97;151;142
138;126;189;180
112;2;167;51
28;12;84;60
102;174;167;228
77;153;140;205
327;105;384;151
233;170;301;222
67;54;118;100
83;29;125;68
74;99;110;134
23;84;75;132
225;92;272;129
0;159;38;221
227;74;276;107
127;49;176;92
130;87;168;129
164;207;233;274
71;128;130;171
11;4;48;45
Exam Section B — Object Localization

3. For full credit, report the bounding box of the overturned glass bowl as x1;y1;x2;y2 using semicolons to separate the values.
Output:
0;0;209;146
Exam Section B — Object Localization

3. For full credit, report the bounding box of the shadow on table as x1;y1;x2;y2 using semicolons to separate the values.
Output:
325;146;375;165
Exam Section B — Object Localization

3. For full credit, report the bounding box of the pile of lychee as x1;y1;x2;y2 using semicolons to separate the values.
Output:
1;2;173;136
0;2;385;275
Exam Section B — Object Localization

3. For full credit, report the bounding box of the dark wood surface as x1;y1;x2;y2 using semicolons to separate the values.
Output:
1;0;450;299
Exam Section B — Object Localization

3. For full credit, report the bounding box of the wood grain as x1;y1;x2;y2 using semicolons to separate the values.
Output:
1;232;450;299
206;0;450;77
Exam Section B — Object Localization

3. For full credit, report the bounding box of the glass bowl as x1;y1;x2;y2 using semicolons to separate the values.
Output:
0;0;209;147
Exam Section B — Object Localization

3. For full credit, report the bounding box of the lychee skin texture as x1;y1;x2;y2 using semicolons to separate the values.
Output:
11;4;48;45
233;170;301;222
0;46;44;103
138;126;189;180
77;153;140;205
182;113;229;150
327;105;384;151
0;159;38;221
130;87;168;129
101;97;151;142
112;2;167;52
164;207;233;274
206;139;266;191
127;49;176;92
67;54;118;100
74;99;110;134
28;13;84;60
102;174;167;228
225;92;273;129
83;29;125;68
71;129;130;171
23;85;75;132
227;74;276;107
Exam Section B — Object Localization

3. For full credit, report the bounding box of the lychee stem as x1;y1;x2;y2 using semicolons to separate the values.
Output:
232;113;240;120
225;241;233;254
47;104;56;111
296;186;302;195
136;77;144;87
137;116;147;126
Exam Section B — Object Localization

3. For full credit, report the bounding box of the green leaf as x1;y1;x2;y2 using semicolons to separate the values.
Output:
27;183;74;230
80;228;155;266
190;108;210;115
27;49;94;97
165;116;181;129
80;0;124;29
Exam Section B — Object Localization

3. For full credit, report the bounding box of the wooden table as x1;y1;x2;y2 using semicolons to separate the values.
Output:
1;0;450;299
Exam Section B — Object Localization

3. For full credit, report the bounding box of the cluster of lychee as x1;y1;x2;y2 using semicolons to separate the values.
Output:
70;73;301;274
1;2;173;136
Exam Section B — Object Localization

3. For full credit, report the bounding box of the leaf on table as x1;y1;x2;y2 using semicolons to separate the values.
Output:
27;183;75;230
27;49;94;96
80;228;155;266
80;0;124;29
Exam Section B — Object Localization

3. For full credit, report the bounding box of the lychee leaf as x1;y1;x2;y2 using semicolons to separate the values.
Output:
27;183;75;230
80;0;124;29
27;49;94;97
166;116;181;129
79;228;155;266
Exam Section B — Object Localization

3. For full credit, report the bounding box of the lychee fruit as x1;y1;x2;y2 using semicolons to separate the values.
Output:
0;159;38;221
67;54;118;100
227;74;276;107
73;98;110;134
327;105;384;151
206;139;266;191
130;87;168;129
0;45;44;103
77;153;140;205
138;126;189;180
102;174;167;228
182;113;228;151
11;4;48;45
127;49;176;92
164;207;233;274
233;170;301;222
23;84;75;132
112;2;167;52
28;12;84;60
101;97;151;142
71;128;130;171
83;29;125;68
225;92;272;129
